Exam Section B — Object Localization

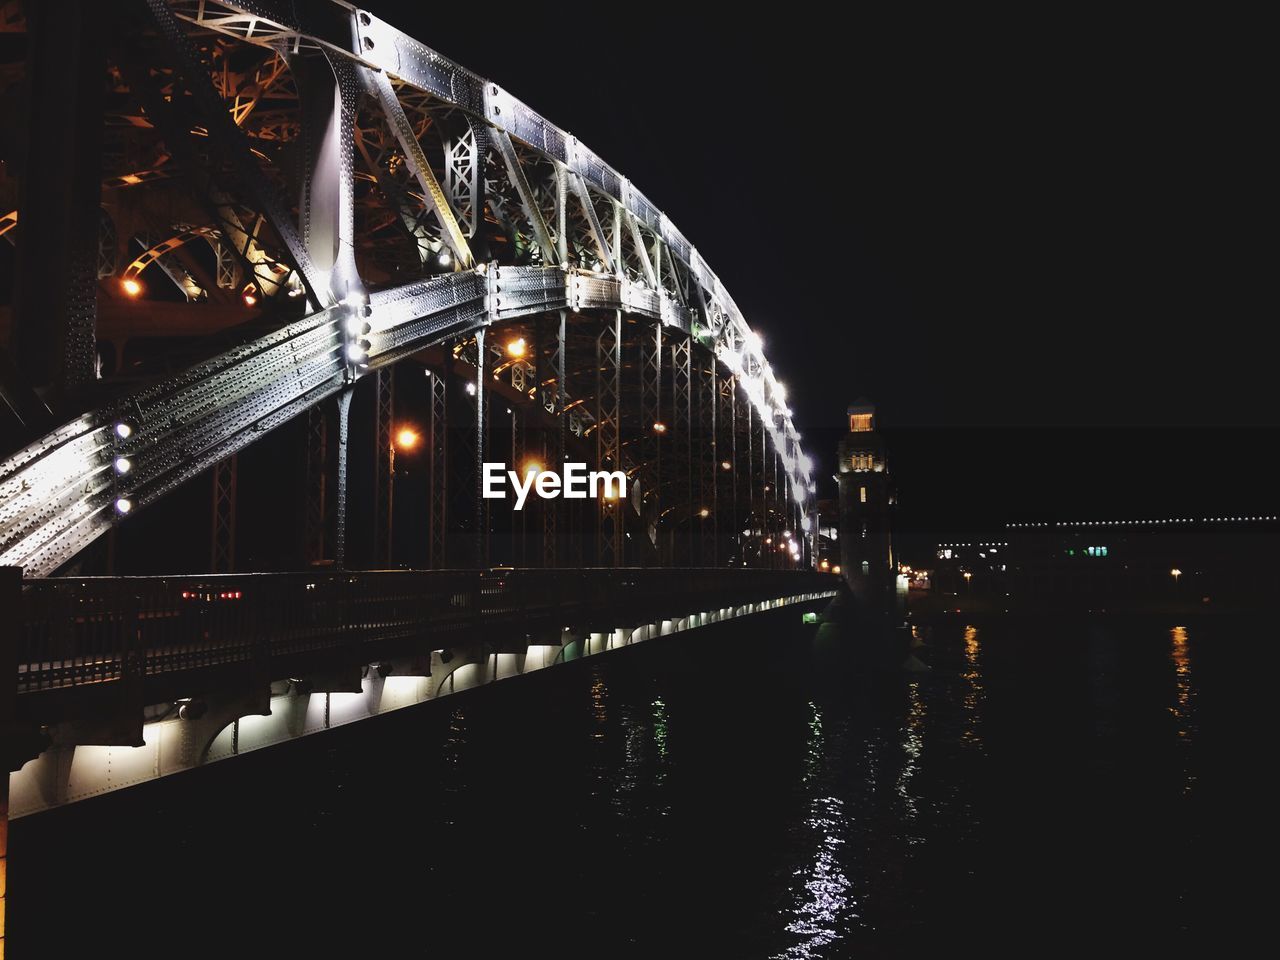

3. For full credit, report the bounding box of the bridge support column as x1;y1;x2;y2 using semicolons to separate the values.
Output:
669;334;692;565
719;372;737;564
373;367;395;565
210;456;237;573
696;352;717;566
335;389;353;569
536;313;565;567
596;311;621;566
427;365;447;569
640;320;663;561
304;405;329;565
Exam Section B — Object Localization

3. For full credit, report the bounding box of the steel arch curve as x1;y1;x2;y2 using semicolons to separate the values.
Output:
0;0;816;577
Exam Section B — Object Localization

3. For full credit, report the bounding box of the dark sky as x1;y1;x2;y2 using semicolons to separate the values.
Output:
366;5;1275;540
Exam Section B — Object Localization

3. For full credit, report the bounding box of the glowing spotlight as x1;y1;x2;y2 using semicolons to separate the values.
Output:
395;428;420;450
121;278;142;297
114;422;133;440
831;565;841;575
720;460;732;471
345;343;367;363
114;457;131;475
115;497;132;514
652;421;667;434
523;461;543;477
698;507;710;518
466;382;477;396
819;559;830;571
242;285;258;307
437;249;452;267
506;337;527;358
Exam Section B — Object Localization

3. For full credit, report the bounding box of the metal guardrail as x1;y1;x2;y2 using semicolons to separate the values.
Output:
13;569;836;694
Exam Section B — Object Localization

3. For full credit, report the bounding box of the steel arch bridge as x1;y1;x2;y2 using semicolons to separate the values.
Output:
0;0;817;579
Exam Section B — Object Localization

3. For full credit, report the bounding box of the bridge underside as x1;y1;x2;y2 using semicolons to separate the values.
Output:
6;568;834;818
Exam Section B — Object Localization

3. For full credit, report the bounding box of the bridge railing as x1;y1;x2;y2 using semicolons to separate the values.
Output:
13;569;837;694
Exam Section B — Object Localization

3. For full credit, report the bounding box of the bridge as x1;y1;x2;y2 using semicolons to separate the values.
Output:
0;0;839;942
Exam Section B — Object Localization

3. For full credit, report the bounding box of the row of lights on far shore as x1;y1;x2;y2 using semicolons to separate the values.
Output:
1008;517;1277;527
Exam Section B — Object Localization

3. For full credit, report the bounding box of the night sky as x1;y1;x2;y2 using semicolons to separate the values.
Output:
363;5;1274;542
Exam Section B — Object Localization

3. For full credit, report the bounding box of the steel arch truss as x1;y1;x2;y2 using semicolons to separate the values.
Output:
0;0;816;577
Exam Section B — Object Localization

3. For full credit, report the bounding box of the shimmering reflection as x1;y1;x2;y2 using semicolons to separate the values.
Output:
896;681;926;827
960;624;985;748
438;706;468;828
652;697;669;790
776;701;854;959
1169;625;1197;794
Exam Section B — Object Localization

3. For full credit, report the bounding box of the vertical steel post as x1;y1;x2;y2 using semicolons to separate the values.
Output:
334;389;353;570
696;353;717;566
428;366;447;569
475;329;488;567
539;312;566;566
210;456;237;573
718;371;736;565
640;320;663;561
670;335;692;565
596;310;622;566
373;367;395;565
304;405;328;564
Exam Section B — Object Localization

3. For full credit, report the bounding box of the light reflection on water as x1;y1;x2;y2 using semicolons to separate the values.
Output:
1169;625;1197;794
12;613;1224;956
961;625;985;749
776;702;855;959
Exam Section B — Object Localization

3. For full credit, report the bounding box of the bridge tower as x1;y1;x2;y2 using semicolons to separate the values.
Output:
836;399;895;609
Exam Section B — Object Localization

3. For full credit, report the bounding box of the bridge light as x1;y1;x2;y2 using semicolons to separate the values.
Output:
698;507;710;518
466;382;477;396
819;559;830;571
242;284;258;307
437;249;452;267
114;422;133;440
395;428;420;450
346;343;368;363
345;314;372;336
832;565;841;575
720;460;731;471
652;421;667;434
523;461;543;477
115;497;132;514
121;277;142;297
506;337;527;358
114;457;131;475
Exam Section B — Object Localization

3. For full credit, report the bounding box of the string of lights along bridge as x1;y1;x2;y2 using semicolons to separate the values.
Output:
1006;518;1277;527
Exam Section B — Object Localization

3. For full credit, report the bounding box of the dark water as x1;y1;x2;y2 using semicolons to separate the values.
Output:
11;610;1241;957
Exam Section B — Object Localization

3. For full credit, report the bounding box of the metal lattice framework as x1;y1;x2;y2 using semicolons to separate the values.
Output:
0;0;816;577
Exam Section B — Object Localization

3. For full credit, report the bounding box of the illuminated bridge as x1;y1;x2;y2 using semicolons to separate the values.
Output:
0;0;837;918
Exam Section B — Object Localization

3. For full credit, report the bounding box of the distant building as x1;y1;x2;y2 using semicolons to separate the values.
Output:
836;399;896;610
932;516;1279;609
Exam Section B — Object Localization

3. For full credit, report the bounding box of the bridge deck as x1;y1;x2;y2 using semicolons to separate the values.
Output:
11;568;837;720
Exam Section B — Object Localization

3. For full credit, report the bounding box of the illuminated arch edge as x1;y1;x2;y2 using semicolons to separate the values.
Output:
0;1;817;576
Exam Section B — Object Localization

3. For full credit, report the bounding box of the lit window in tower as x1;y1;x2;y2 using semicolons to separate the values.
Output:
850;414;873;432
860;486;867;503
